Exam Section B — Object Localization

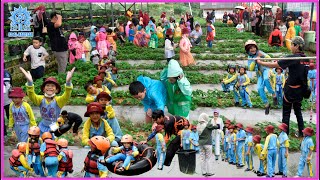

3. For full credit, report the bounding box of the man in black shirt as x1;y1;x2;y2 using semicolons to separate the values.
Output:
51;110;83;137
256;36;309;137
47;12;68;73
255;10;262;36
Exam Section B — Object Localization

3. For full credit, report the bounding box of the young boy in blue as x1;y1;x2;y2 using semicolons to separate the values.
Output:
129;75;167;123
155;125;166;170
235;66;252;108
276;123;289;177
273;67;285;107
8;87;37;142
228;125;236;165
105;134;139;172
261;125;278;178
26;126;44;177
308;63;316;102
295;127;315;177
222;65;239;106
223;120;231;161
57;138;73;177
9;142;33;177
181;121;192;150
97;92;123;146
190;125;200;153
244;126;254;171
253;135;267;176
40;132;59;177
19;67;75;136
235;123;246;168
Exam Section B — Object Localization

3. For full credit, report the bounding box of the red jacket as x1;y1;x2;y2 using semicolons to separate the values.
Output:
268;29;283;46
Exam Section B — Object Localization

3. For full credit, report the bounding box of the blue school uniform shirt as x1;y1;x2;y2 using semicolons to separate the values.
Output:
89;122;106;138
11;103;31;126
40;98;61;127
137;76;167;112
237;129;246;143
301;136;314;155
308;69;316;80
248;50;270;77
278;131;289;148
245;133;253;150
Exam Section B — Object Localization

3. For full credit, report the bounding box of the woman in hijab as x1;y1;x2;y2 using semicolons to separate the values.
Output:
197;113;220;177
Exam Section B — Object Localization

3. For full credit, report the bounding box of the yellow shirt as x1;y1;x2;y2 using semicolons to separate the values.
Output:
105;105;115;119
85;85;111;103
9;102;37;128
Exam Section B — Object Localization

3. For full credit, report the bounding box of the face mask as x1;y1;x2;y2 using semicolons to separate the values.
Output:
44;93;56;98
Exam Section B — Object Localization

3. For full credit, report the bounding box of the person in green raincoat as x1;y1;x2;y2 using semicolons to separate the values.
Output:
160;59;192;119
148;29;158;49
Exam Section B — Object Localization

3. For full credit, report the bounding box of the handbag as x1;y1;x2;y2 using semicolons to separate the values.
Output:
42;17;47;34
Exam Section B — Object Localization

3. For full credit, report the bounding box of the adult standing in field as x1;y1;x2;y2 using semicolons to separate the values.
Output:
187;14;194;31
47;12;68;73
251;10;257;33
31;5;48;44
211;10;216;24
256;36;310;137
206;12;212;24
255;10;263;36
243;8;250;31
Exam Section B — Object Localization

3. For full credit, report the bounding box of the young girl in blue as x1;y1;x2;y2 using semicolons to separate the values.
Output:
105;134;139;172
222;64;239;106
19;67;75;136
273;67;285;107
244;126;254;171
223;120;231;161
236;66;252;108
276;123;289;177
261;125;278;178
308;63;316;102
190;125;200;153
228;125;236;165
155;125;166;170
8;87;37;142
235;123;246;168
181;121;192;150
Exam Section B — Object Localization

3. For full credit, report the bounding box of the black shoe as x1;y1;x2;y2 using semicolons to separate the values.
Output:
257;172;262;176
202;173;207;177
235;102;240;106
157;167;163;170
244;168;252;172
229;162;233;164
275;172;283;175
222;159;224;161
273;97;278;106
282;175;287;178
206;173;215;176
265;104;271;115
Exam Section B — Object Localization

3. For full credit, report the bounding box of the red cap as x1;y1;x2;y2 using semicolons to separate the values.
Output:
84;102;105;117
224;119;231;125
41;77;61;94
265;125;274;133
245;126;254;134
8;87;26;98
278;123;288;132
253;135;261;143
94;75;103;83
309;63;315;70
98;70;106;75
112;67;118;74
191;125;197;130
302;127;314;136
228;125;235;130
182;28;189;34
166;28;173;35
96;92;112;101
236;123;243;129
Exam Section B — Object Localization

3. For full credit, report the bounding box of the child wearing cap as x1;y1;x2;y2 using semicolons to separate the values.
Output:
190;125;199;153
128;24;135;43
83;136;110;177
129;76;167;123
8;87;37;142
81;102;115;147
273;67;285;107
155;125;166;170
164;28;178;63
20;67;75;136
235;123;246;168
93;75;111;94
179;28;195;67
9;142;33;177
261;125;278;177
181;121;192;150
26;126;45;177
308;63;316;102
236;66;252;108
244;126;254;171
98;70;117;91
253;135;267;176
56;138;73;177
160;59;192;119
84;80;111;104
228;125;237;165
149;29;159;49
96;27;110;58
223;120;231;161
295;127;314;177
221;65;239;105
276;123;289;177
97;92;123;146
40;132;59;177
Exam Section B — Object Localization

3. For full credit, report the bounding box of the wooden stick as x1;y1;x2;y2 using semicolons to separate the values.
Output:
248;57;316;60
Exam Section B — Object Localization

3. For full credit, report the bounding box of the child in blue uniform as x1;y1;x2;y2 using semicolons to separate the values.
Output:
26;126;44;177
261;125;278;178
106;134;139;172
190;125;200;153
155;125;166;170
8;87;37;142
222;64;239;106
223;120;231;161
228;125;236;165
253;135;267;176
276;123;289;177
236;66;252;108
236;123;246;168
181;121;192;150
273;67;285;107
19;67;75;136
244;126;254;171
308;63;316;102
295;127;315;177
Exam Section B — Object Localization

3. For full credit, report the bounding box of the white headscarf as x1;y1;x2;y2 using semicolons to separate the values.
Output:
197;113;210;135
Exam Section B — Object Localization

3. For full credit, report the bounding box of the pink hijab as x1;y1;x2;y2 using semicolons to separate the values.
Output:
125;21;132;37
